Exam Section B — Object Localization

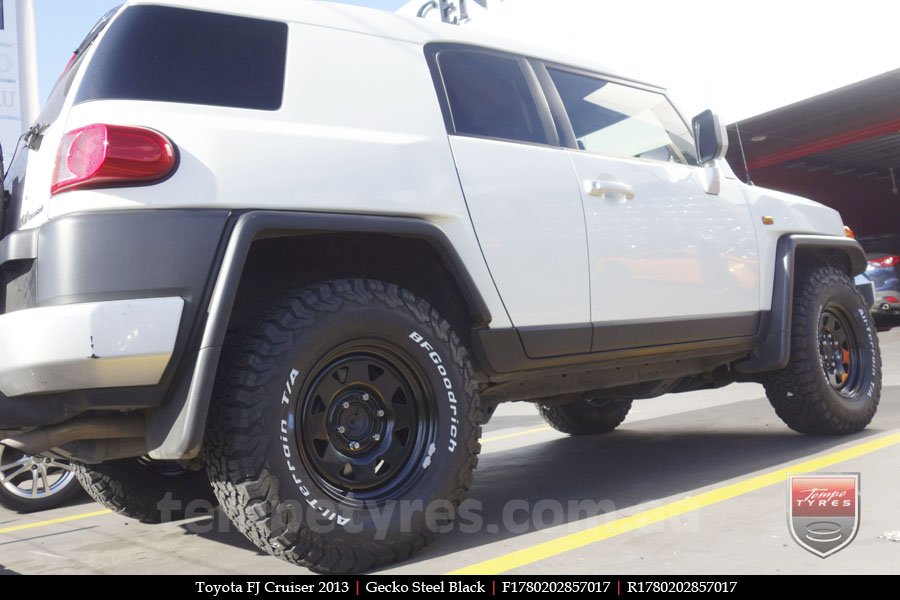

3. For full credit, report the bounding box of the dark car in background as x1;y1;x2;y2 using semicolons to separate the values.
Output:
860;234;900;327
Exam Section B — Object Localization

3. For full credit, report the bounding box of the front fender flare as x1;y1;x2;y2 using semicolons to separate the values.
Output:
735;234;867;375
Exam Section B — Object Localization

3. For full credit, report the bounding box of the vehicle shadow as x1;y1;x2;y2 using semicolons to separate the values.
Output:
400;391;898;567
167;388;898;572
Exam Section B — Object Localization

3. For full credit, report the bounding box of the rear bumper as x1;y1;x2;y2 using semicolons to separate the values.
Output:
0;297;184;397
0;210;230;427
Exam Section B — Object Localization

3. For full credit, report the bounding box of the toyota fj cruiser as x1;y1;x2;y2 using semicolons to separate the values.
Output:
0;0;880;572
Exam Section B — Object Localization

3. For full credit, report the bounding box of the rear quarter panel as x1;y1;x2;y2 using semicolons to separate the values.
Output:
42;22;512;328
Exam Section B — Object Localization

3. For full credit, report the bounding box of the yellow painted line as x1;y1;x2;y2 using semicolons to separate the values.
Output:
450;430;900;575
0;509;112;535
481;426;553;444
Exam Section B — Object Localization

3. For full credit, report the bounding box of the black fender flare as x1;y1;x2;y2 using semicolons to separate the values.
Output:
146;211;491;459
735;234;867;374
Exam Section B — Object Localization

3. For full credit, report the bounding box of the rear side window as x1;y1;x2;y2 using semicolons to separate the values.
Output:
76;5;288;110
436;50;547;145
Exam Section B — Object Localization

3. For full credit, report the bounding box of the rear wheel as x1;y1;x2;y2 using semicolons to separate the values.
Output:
537;396;632;435
765;265;881;434
205;279;481;573
75;458;214;523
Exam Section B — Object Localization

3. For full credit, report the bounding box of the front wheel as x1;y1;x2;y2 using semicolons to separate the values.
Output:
765;265;881;434
205;279;481;573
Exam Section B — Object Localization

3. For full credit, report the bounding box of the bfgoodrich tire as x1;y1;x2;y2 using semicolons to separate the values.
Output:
75;458;214;523
205;279;481;573
764;265;881;435
537;396;632;435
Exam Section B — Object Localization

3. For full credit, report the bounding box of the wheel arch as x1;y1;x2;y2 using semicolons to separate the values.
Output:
145;211;492;460
735;233;867;375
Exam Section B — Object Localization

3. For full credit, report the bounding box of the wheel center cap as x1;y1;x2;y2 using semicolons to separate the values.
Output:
339;403;373;440
328;390;387;453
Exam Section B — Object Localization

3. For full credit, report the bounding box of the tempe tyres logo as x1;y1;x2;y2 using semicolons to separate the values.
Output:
788;473;860;557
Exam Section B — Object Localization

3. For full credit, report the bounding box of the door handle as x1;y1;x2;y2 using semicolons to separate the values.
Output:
586;180;635;200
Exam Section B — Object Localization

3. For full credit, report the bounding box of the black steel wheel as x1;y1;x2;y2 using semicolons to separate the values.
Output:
297;345;436;504
817;303;864;396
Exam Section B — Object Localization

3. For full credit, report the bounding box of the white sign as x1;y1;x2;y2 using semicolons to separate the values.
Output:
0;0;38;165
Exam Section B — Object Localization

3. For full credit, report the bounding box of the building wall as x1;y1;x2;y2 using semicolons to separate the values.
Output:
747;165;900;237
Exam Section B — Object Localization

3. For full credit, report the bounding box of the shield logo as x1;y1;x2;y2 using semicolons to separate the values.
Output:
788;473;860;558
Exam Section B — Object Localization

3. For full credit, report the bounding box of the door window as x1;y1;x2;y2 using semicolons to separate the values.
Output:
548;68;697;165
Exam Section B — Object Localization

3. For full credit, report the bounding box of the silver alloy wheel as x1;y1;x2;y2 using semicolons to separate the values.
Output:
0;446;77;500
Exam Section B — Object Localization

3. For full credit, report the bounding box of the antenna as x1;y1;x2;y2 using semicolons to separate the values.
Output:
733;122;753;186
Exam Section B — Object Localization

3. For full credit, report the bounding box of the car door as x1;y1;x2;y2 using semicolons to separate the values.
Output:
538;64;761;351
431;47;592;356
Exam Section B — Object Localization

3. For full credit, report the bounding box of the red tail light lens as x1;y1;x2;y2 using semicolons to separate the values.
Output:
885;296;899;303
51;124;176;195
868;255;899;268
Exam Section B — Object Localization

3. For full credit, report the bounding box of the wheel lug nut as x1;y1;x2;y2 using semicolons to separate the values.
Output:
337;426;346;434
349;441;360;451
362;393;370;401
376;409;385;418
342;401;350;409
372;434;381;441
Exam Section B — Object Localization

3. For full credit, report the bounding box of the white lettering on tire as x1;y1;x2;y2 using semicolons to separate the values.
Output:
409;331;459;453
278;369;351;528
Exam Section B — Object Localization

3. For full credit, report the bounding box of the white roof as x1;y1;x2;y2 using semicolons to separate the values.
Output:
126;0;655;90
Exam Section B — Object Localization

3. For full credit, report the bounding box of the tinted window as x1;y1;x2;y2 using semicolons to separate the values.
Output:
549;68;697;164
76;5;287;110
438;51;547;144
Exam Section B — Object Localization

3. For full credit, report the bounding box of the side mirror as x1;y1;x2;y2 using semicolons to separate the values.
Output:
692;109;728;165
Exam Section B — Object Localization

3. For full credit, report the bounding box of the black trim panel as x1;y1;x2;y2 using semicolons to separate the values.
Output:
475;326;757;378
476;312;761;376
519;322;591;358
592;312;760;353
512;312;760;361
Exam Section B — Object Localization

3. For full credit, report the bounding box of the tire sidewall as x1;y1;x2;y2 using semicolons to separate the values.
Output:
262;297;473;544
802;278;880;413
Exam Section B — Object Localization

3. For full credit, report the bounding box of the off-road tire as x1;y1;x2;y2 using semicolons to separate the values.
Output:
75;458;214;523
205;279;481;573
537;397;632;435
764;265;881;434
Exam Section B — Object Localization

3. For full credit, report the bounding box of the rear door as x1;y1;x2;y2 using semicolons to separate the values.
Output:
538;64;761;350
430;47;591;356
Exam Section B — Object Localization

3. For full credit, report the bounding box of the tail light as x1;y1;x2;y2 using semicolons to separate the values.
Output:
868;255;899;268
51;124;176;195
885;296;899;303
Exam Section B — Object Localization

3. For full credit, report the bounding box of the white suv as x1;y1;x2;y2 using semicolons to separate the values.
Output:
0;0;880;572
